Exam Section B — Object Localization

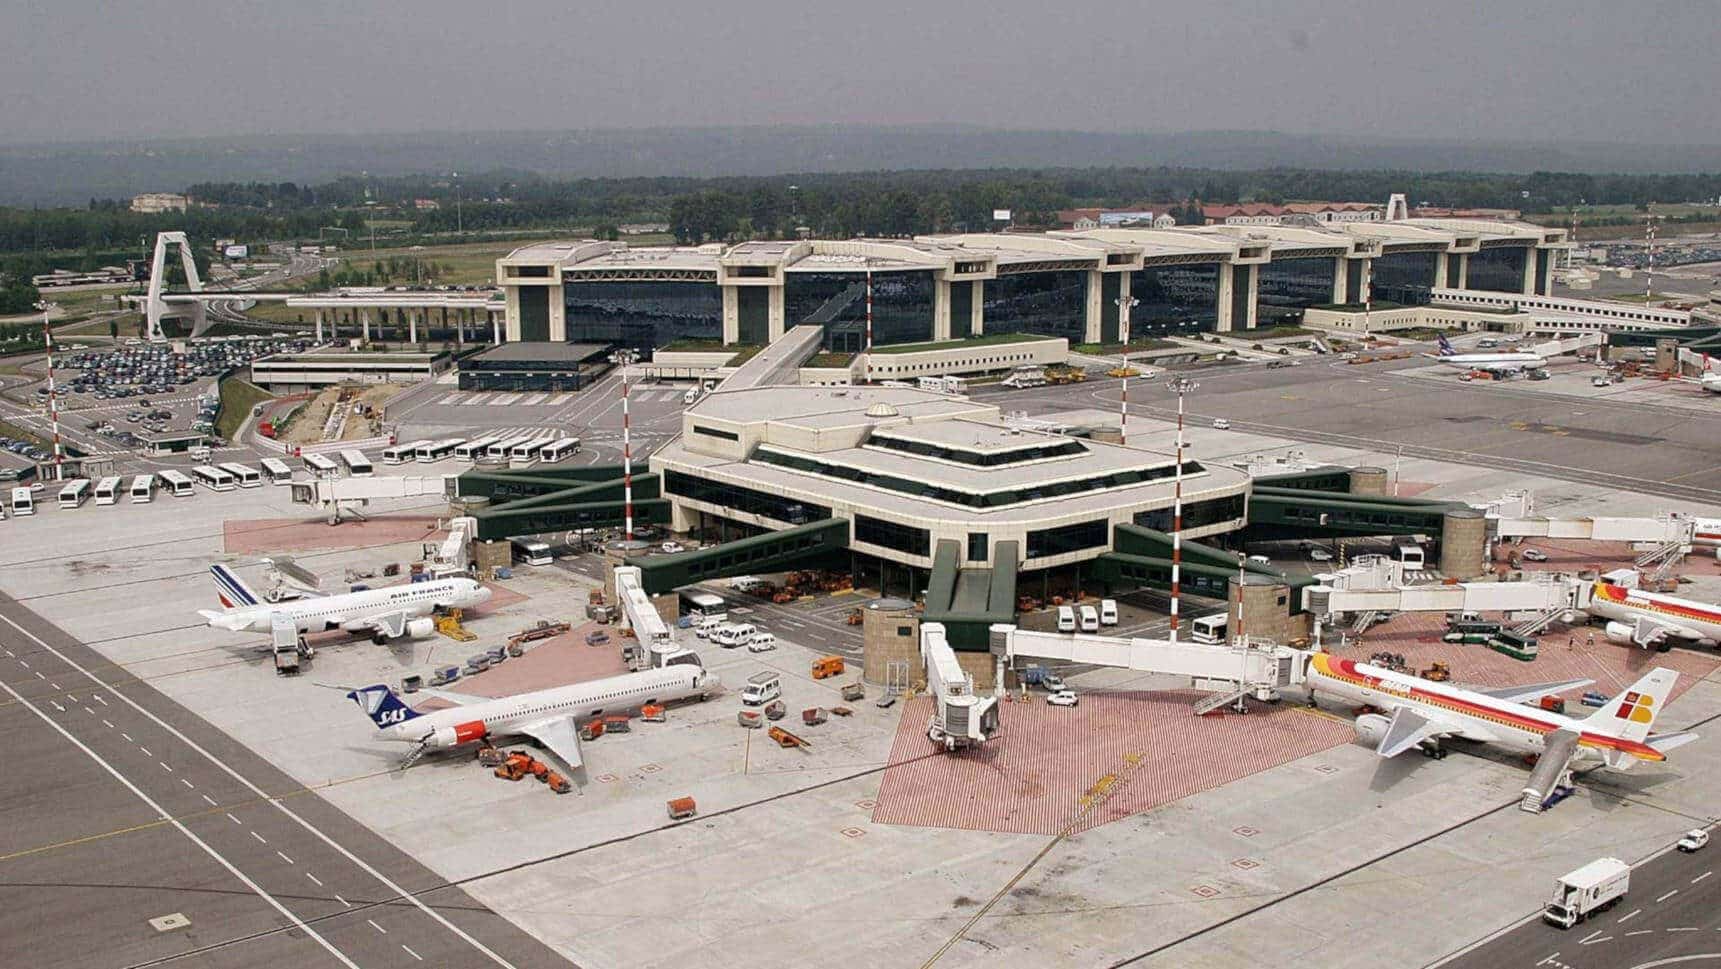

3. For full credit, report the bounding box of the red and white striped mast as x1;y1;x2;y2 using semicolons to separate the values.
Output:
1645;211;1658;301
1167;377;1197;645
865;266;874;354
35;300;64;481
620;351;634;542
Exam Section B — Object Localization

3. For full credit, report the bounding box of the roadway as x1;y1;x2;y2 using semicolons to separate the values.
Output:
1439;834;1721;969
970;352;1721;506
0;589;572;969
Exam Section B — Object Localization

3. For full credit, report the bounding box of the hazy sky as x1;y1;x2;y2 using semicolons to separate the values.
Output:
5;1;1717;145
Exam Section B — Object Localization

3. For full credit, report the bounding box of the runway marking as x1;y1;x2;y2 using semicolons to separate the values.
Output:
227;813;241;825
276;850;294;865
101;719;113;729
251;831;267;844
306;872;322;887
137;746;151;757
1626;929;1653;936
1579;930;1604;944
201;794;216;806
1695;871;1713;884
368;919;387;934
17;659;26;668
49;700;63;711
1658;889;1679;902
83;706;93;715
1618;909;1641;923
92;694;105;705
0;611;522;969
159;761;173;772
49;681;59;689
34;671;43;680
1668;926;1699;931
402;944;424;961
0;676;362;968
180;778;194;790
335;894;350;908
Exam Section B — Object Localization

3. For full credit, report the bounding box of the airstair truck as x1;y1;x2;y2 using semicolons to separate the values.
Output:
1543;858;1630;928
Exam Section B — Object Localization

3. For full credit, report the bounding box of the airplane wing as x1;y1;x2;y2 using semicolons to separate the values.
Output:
359;611;410;638
417;688;486;706
1474;678;1594;705
516;716;583;772
1647;732;1700;755
1375;706;1463;758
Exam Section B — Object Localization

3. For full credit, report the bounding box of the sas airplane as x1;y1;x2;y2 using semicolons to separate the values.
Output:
348;662;719;770
199;563;490;644
1306;653;1696;770
1429;334;1548;374
1588;579;1721;648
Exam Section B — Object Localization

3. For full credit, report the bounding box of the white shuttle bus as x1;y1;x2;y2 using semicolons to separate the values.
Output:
93;476;123;505
259;457;293;484
302;453;340;479
511;436;557;464
454;437;498;461
11;486;35;516
416;438;462;462
484;436;530;463
539;438;581;463
510;537;554;566
1191;614;1228;645
191;465;236;492
382;441;425;465
219;462;262;488
129;474;157;503
157;469;195;497
58;478;92;509
339;449;374;478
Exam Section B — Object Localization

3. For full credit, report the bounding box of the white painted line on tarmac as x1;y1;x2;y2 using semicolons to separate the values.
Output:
0;676;362;968
276;850;294;865
201;794;217;806
16;659;26;668
180;778;194;789
306;872;322;887
137;746;150;757
1694;871;1712;884
159;761;173;772
49;700;63;712
1626;929;1653;936
92;694;105;705
0;612;522;969
1658;889;1679;903
49;681;59;690
251;830;267;844
368;919;387;934
34;671;43;680
101;719;113;729
1617;908;1641;923
402;944;424;961
227;813;242;825
121;731;132;742
82;706;93;715
335;894;350;908
1669;927;1699;932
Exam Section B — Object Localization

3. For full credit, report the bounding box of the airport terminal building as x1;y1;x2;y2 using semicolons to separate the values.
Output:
496;219;1571;352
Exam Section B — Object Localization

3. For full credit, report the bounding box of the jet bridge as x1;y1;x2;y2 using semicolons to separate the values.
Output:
612;565;678;669
920;622;1000;750
1300;555;1578;618
291;474;456;523
1483;490;1696;547
985;624;1308;710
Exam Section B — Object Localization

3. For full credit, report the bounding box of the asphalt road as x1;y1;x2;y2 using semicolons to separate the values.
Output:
1440;834;1721;969
971;354;1721;506
0;589;572;969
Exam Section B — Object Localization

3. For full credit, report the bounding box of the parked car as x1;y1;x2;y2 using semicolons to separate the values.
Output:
1046;690;1080;707
661;541;685;554
1522;549;1549;562
1679;830;1709;853
1308;547;1334;562
1211;418;1231;430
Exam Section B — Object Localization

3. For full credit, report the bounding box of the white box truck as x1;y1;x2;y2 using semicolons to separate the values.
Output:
1543;858;1630;928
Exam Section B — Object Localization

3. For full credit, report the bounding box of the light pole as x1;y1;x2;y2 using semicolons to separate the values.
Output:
33;301;64;481
1114;295;1139;445
616;348;638;542
1166;376;1198;646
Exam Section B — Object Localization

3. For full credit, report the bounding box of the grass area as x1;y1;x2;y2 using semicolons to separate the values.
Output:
867;332;1053;355
1307;301;1407;312
1245;325;1315;339
1071;337;1178;355
804;352;855;368
659;339;763;366
240;302;316;326
0;419;49;449
215;376;274;440
323;238;565;286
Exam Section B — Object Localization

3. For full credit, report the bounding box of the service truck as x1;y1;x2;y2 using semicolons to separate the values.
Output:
1543;858;1630;928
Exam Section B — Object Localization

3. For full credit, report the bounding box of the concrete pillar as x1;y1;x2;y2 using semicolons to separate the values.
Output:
970;280;984;336
1439;509;1488;579
1521;248;1538;295
456;311;465;345
932;279;952;342
361;310;371;344
767;284;786;342
1244;264;1259;331
1332;259;1349;304
1215;263;1235;332
492;315;501;344
409;309;418;345
548;285;567;342
1348;466;1388;496
1434;252;1449;293
1455;253;1469;289
314;309;325;343
1083;270;1104;344
1117;271;1132;344
721;286;740;344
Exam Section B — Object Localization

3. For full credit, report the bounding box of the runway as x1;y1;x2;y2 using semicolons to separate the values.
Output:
0;590;572;969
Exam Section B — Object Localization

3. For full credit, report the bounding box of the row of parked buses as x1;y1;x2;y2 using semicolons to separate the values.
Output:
3;458;303;517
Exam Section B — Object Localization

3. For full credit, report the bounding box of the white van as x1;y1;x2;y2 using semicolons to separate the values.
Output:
1099;599;1118;626
746;632;777;653
1078;605;1100;633
683;388;700;405
715;623;757;648
727;576;764;593
1057;605;1076;633
12;486;35;516
694;617;727;639
1247;554;1272;566
741;672;781;706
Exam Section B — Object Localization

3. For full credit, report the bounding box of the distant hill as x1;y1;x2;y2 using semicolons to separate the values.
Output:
4;126;1721;206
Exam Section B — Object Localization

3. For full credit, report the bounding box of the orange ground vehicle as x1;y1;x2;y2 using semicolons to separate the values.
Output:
494;752;533;781
811;655;845;679
545;771;571;794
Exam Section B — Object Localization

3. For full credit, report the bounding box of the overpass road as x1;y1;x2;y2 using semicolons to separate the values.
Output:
0;589;572;969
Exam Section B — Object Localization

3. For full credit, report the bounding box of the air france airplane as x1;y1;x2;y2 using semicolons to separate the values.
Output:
199;564;490;643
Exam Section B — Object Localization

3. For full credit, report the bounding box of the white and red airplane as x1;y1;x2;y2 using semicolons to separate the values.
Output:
1305;652;1695;770
348;661;719;771
1588;579;1721;647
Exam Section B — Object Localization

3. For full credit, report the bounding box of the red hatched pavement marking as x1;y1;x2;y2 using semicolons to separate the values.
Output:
872;692;1351;836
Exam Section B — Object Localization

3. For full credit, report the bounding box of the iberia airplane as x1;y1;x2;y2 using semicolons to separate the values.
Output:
1305;653;1696;769
1588;580;1721;647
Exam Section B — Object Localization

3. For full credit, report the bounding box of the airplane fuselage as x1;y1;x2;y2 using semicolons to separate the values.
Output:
378;666;717;749
1432;351;1547;373
1307;654;1661;765
223;578;486;634
1588;582;1721;643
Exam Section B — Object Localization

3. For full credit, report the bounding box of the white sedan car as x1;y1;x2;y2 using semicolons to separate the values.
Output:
1679;829;1709;852
1047;690;1080;707
661;541;685;554
1211;418;1231;430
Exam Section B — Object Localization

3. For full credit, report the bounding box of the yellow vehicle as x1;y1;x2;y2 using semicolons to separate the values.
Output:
1107;367;1140;378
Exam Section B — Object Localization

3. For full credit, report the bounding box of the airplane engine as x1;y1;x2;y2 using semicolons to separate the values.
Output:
432;720;487;748
406;617;435;639
1354;713;1392;748
1605;621;1636;645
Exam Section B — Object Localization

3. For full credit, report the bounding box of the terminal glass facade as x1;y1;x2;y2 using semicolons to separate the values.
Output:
662;470;830;525
1132;263;1220;334
785;270;935;351
1026;519;1109;559
564;280;722;350
983;270;1087;340
1256;256;1337;325
1466;246;1529;294
853;515;932;558
1370;251;1440;305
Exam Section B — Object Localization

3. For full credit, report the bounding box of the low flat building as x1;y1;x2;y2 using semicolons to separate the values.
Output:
457;342;610;392
653;384;1250;586
249;348;450;393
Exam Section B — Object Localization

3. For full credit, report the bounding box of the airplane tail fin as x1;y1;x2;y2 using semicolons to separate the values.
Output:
345;684;422;728
1436;334;1457;356
210;564;261;610
1582;667;1679;745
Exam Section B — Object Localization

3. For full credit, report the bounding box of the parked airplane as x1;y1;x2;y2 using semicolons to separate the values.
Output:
1589;579;1721;647
199;563;490;643
348;662;719;770
1306;653;1695;770
1429;334;1547;374
1695;517;1721;548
